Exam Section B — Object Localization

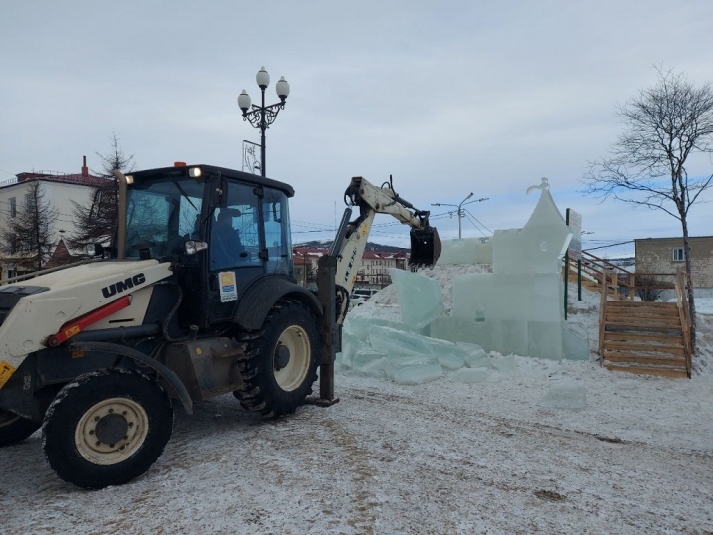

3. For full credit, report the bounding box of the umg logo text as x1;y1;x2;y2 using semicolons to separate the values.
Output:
101;273;146;298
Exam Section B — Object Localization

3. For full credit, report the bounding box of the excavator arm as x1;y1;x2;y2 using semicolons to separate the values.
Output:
333;176;440;322
310;176;440;406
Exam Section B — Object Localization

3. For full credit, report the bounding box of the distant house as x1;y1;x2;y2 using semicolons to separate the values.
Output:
635;236;713;296
356;250;408;288
292;246;409;290
0;157;110;282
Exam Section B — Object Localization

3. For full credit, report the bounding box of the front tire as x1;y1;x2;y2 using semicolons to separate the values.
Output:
234;300;319;417
42;368;173;489
0;410;41;447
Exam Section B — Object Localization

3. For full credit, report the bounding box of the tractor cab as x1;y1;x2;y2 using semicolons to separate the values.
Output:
121;164;296;329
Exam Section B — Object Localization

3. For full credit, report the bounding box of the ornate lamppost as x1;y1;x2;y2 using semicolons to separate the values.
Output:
237;67;290;177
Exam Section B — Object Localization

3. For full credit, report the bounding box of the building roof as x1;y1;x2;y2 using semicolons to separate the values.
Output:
635;236;713;242
0;156;112;190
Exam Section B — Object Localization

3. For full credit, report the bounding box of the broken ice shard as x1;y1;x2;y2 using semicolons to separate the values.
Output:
352;347;389;369
538;379;586;409
389;268;443;329
490;353;516;373
452;367;490;384
386;356;443;385
368;325;461;359
563;322;591;360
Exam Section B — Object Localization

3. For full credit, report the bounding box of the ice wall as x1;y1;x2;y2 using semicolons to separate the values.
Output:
438;238;492;265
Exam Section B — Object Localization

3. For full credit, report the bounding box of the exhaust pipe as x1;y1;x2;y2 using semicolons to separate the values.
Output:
113;170;128;260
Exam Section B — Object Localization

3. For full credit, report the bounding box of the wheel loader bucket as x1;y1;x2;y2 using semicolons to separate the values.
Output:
409;227;441;267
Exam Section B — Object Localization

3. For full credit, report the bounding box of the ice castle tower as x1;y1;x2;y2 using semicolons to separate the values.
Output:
434;180;574;360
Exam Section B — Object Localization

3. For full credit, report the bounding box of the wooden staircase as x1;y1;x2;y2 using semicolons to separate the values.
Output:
600;301;689;377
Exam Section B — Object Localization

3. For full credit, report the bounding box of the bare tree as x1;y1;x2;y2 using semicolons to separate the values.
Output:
0;181;59;270
67;131;136;250
584;66;713;352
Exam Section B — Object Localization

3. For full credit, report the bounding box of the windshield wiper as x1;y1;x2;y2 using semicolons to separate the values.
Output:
172;179;198;211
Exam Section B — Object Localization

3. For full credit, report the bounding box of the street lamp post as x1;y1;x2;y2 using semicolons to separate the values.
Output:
432;193;489;238
432;193;472;239
237;67;290;177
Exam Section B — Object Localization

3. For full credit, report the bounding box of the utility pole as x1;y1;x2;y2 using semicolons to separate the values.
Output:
432;193;488;239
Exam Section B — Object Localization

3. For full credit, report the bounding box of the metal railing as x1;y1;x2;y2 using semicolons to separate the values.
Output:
0;258;101;286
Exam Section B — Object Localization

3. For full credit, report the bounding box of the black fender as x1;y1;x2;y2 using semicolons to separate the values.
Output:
70;341;193;414
234;276;323;331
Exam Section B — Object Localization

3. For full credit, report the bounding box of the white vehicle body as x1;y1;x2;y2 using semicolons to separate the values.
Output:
0;261;172;368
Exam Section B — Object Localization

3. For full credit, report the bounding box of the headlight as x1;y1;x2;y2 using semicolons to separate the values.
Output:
85;243;104;257
184;240;208;255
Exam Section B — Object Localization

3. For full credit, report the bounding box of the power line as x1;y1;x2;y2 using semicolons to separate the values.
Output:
463;209;493;235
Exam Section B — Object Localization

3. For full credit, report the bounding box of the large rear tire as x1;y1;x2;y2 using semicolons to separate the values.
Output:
234;300;319;417
42;367;173;489
0;410;41;447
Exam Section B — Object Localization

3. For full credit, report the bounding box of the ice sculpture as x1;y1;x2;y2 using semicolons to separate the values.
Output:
492;179;572;275
334;180;585;388
439;179;574;360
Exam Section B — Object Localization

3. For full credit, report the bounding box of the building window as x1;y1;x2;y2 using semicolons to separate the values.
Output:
9;197;16;218
26;192;37;211
672;248;685;262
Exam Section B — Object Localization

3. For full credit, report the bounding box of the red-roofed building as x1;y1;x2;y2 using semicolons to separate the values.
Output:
356;250;408;288
0;157;112;282
292;247;328;288
292;246;409;289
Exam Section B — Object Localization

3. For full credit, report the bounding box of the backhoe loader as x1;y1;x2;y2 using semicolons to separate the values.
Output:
0;163;439;488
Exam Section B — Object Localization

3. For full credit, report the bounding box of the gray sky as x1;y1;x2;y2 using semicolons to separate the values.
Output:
2;0;712;257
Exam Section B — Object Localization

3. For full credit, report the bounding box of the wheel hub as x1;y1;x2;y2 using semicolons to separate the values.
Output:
274;343;291;371
94;413;129;445
273;324;311;391
74;398;149;465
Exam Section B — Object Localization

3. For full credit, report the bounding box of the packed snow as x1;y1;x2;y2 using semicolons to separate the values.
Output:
2;264;713;534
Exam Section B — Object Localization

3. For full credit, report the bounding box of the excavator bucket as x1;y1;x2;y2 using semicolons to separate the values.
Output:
409;227;441;267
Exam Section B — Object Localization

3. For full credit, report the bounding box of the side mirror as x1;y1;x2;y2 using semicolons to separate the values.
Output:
209;174;228;208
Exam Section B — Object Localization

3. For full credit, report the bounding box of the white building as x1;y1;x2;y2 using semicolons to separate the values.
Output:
0;157;111;282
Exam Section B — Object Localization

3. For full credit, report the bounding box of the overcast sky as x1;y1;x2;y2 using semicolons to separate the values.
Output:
2;1;712;257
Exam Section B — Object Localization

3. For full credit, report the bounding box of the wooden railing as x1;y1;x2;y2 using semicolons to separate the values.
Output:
598;269;609;353
567;251;683;300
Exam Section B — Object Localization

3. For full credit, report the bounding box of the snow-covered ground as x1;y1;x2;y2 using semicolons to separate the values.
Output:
2;266;713;534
